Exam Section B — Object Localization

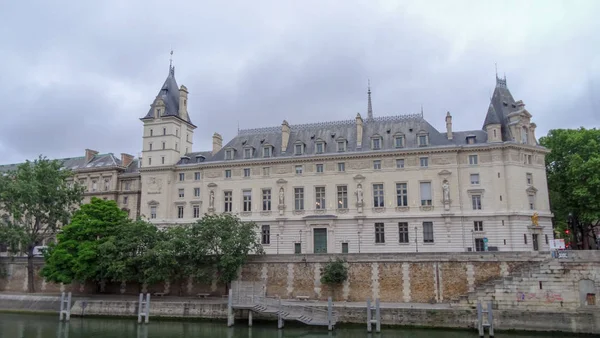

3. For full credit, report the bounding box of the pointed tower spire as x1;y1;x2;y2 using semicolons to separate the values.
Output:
367;79;373;120
169;50;175;77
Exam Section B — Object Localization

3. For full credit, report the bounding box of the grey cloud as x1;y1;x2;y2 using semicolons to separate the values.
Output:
0;0;599;164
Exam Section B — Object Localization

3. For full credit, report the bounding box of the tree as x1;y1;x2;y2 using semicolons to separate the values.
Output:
0;155;83;292
41;198;130;286
540;128;600;249
192;213;264;289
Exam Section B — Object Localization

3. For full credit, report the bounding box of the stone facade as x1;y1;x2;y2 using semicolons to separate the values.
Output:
139;67;552;254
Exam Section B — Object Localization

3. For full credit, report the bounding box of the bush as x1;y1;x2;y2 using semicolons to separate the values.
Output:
320;257;348;286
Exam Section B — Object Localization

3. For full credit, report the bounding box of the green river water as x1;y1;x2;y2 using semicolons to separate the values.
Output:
0;313;573;338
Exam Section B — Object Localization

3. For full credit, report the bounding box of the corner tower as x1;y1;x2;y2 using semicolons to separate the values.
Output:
140;61;196;167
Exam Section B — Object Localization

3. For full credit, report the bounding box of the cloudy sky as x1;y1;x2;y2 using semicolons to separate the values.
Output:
0;0;598;164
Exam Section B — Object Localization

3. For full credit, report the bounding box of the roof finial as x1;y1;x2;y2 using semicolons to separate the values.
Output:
169;49;175;76
237;120;240;135
495;62;498;78
367;79;373;120
420;104;424;118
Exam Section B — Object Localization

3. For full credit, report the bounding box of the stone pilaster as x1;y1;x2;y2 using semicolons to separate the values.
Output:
402;262;411;302
342;262;350;301
314;262;322;299
466;263;475;292
501;262;509;277
371;262;380;300
286;263;294;298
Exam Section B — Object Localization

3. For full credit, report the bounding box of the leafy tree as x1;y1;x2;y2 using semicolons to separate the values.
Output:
41;198;130;286
320;258;348;286
192;213;264;289
540;128;600;249
0;155;83;292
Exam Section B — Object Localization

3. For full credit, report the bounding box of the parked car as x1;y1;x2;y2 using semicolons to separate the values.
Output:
32;246;48;257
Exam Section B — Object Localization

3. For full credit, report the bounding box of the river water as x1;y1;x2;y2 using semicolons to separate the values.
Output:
0;313;577;338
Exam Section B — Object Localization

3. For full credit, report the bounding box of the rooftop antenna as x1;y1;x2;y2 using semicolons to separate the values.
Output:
367;79;373;120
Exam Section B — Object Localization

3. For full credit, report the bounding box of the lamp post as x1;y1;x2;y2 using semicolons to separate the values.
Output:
415;226;418;253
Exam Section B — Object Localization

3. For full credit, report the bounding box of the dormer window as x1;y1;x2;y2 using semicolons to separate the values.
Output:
371;135;382;150
244;147;253;159
418;132;429;147
294;143;304;155
263;146;272;158
225;149;234;160
466;136;476;144
337;139;347;152
394;134;405;148
315;141;325;154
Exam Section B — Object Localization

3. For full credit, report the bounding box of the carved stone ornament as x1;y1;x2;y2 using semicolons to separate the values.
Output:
395;206;409;212
276;178;288;185
207;182;218;188
147;200;160;206
372;207;386;213
260;211;272;216
314;209;326;215
355;183;364;205
240;211;252;217
442;179;450;204
353;174;366;182
293;210;305;216
438;169;452;177
336;208;349;214
278;187;285;205
147;177;163;194
420;205;434;212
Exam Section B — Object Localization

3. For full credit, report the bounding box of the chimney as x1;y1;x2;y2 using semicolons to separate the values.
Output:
445;112;453;140
281;120;291;153
179;85;189;120
121;153;134;167
85;149;99;163
355;113;363;149
212;132;223;154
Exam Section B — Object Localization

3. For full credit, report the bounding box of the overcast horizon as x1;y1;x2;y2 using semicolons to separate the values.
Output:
1;0;599;165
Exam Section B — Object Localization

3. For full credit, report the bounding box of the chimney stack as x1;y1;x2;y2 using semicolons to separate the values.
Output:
121;153;134;167
445;112;453;140
212;132;223;154
179;85;189;120
281;120;291;153
85;149;99;163
355;113;363;149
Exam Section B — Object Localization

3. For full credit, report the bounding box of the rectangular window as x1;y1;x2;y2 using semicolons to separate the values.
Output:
528;195;535;210
150;206;157;219
243;190;252;212
294;188;304;210
418;135;428;146
375;223;385;243
315;187;326;210
124;181;131;191
295;165;303;175
470;173;480;185
373;184;384;207
193;205;200;218
396;183;408;207
342;242;349;253
423;222;434;243
294;243;301;254
316;164;324;173
337;162;345;172
526;173;533;185
225;169;232;178
420;157;428;167
178;189;185;198
420;182;432;206
194;172;201;180
398;222;409;243
396;159;405;168
263;147;271;158
149;143;153;151
123;196;128;205
474;221;483;231
472;195;482;210
177;206;184;219
337;141;346;152
261;225;270;245
262;189;272;211
295;144;303;155
162;142;165;150
337;185;348;209
316;142;324;154
150;129;153;136
372;138;381;150
395;136;404;148
469;155;478;165
244;148;252;159
163;127;166;135
244;168;251;177
373;160;381;170
225;150;233;160
148;158;152;166
194;187;201;197
224;191;233;212
179;173;185;181
161;157;165;164
475;238;485;252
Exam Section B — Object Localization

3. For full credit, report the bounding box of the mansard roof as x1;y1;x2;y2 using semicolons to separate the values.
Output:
0;153;139;175
176;113;489;166
140;66;194;126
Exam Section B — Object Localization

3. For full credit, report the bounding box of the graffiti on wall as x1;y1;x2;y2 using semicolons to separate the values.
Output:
516;290;564;303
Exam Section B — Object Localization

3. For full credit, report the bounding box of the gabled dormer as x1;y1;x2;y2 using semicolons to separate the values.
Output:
314;138;326;154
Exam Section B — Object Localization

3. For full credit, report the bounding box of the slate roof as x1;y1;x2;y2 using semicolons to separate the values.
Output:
0;154;140;175
176;113;489;166
140;66;194;126
482;76;518;141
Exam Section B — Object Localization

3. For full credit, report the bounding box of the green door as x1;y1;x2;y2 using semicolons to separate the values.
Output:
313;228;328;254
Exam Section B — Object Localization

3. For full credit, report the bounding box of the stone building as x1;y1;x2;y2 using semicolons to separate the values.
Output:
0;150;141;254
139;65;552;254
